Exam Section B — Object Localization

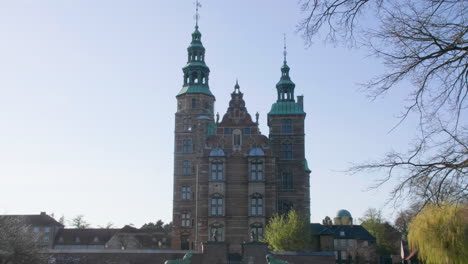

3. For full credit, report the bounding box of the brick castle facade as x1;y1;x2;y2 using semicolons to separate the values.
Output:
171;23;311;252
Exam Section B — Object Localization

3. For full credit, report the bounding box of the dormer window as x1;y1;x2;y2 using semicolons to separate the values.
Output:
75;237;81;243
93;237;99;243
340;231;345;237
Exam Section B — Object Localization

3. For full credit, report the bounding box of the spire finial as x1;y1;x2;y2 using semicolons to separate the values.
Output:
283;33;287;64
234;79;240;92
194;0;202;28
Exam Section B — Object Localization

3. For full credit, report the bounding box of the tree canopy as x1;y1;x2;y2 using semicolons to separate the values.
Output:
263;210;312;251
359;208;400;256
408;203;468;264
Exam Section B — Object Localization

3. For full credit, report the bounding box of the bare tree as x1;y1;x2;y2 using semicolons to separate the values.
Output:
69;215;90;229
0;217;48;264
298;0;467;205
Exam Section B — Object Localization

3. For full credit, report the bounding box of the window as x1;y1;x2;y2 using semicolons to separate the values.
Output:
181;235;190;250
210;197;223;216
33;227;39;232
211;160;223;180
340;231;345;237
281;171;293;191
182;186;191;200
181;213;191;227
224;128;231;134
281;119;292;133
280;141;293;159
250;225;264;241
191;98;197;109
183;118;191;131
44;236;50;242
182;160;192;175
278;200;293;214
251;196;264;216
244;128;251;134
233;129;241;145
93;237;99;243
58;237;64;243
75;237;81;243
183;139;192;153
44;227;50;233
250;160;263;181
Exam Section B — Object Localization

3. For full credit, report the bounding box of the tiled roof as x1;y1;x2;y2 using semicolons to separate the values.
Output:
311;223;376;241
54;228;118;246
1;213;63;227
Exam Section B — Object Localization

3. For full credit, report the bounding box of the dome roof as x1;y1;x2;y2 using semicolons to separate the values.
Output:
209;147;225;157
337;209;352;218
248;147;265;156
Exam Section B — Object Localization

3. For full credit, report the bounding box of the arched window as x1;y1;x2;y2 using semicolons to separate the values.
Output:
183;139;192;153
280;141;293;159
210;160;223;180
250;160;263;181
182;160;192;175
181;213;191;227
210;195;224;216
281;119;292;133
250;194;263;216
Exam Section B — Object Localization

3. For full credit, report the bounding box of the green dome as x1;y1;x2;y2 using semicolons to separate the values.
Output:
337;209;352;218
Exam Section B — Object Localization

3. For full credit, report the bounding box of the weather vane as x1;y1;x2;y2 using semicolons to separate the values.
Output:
283;33;287;63
194;0;202;26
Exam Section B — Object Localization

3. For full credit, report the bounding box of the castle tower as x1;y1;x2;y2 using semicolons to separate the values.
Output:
267;43;311;219
171;22;216;250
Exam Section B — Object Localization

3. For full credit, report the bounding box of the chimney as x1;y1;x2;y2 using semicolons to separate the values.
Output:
297;95;303;107
40;212;46;216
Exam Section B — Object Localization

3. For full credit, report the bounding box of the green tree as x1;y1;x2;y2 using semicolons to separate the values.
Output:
408;203;468;264
263;210;311;251
359;208;400;256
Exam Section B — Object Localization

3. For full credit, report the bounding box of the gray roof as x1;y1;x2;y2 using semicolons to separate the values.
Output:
311;223;375;241
1;213;63;227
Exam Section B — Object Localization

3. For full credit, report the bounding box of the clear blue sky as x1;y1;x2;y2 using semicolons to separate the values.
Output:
0;0;417;227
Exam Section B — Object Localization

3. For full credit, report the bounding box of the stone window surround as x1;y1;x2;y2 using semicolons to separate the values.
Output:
250;193;264;216
209;157;225;182
248;157;265;181
210;193;224;216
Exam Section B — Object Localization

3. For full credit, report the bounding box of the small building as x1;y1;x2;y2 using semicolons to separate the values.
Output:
0;212;63;248
312;210;377;263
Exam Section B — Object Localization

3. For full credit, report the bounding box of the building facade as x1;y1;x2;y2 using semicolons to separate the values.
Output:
171;23;311;252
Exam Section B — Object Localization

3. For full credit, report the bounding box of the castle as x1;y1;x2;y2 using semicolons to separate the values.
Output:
171;22;311;252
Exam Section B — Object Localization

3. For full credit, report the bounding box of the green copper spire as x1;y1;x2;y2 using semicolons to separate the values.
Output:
177;1;213;97
276;34;295;102
268;35;305;115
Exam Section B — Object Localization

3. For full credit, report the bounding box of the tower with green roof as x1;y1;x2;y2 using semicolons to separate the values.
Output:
172;15;216;249
268;41;310;219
